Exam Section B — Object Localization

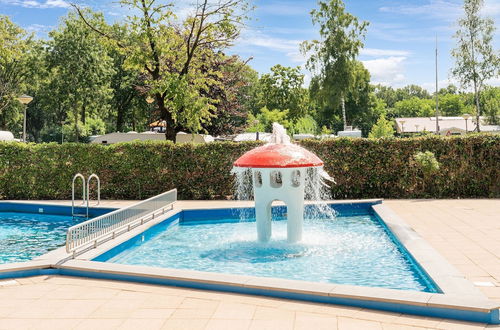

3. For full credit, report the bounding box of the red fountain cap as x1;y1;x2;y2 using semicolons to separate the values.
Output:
234;143;324;168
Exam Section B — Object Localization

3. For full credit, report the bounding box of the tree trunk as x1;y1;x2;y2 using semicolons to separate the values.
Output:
341;95;347;131
116;106;125;132
156;94;176;141
81;106;86;125
132;108;136;132
474;81;481;132
73;111;79;143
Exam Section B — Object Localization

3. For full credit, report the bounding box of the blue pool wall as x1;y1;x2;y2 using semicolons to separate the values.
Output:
92;201;440;293
0;266;497;324
0;202;115;218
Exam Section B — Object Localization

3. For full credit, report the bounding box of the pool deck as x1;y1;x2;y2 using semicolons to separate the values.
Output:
0;199;499;329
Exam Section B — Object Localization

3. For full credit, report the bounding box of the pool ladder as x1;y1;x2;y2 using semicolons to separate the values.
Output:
72;173;101;218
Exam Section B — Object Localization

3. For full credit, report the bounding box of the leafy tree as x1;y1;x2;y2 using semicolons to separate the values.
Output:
301;0;369;130
451;0;499;132
106;23;148;133
291;115;318;134
75;0;250;140
368;114;394;138
392;97;434;117
0;16;34;130
312;60;372;134
438;84;459;95
202;55;258;136
481;86;500;124
396;84;431;100
252;64;308;121
373;85;398;108
438;93;469;116
47;11;114;141
354;93;387;136
246;107;290;132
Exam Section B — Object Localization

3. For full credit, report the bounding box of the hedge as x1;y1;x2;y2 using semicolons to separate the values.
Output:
0;135;498;200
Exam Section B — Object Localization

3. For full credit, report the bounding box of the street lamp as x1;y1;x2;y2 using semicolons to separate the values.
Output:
17;94;33;142
253;119;260;140
146;96;155;132
462;114;471;134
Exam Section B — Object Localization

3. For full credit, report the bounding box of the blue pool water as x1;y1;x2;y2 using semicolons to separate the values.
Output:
0;203;114;264
96;205;439;293
0;212;79;264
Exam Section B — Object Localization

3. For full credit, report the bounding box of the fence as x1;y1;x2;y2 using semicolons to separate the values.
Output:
66;189;177;255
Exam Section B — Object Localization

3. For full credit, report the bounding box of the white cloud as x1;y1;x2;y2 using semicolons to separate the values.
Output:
421;78;457;92
421;77;500;92
236;30;304;64
379;0;500;22
360;48;411;57
0;0;69;8
25;23;51;32
362;56;407;85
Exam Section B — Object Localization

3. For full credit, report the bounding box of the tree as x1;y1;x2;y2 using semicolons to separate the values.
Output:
202;55;258;136
368;114;394;138
392;97;434;117
301;0;369;130
47;11;114;141
373;85;398;108
438;93;468;116
0;16;33;130
438;84;458;95
106;23;148;133
75;0;250;140
246;107;290;133
253;64;308;121
481;86;500;124
396;85;431;100
451;0;499;132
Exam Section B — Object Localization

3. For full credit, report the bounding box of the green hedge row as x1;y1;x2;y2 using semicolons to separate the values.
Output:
0;135;499;200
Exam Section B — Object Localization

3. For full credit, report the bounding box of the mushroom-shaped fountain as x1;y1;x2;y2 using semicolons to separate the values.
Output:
233;123;325;243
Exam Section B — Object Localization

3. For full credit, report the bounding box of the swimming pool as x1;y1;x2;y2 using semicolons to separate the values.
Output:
95;203;440;293
0;203;113;264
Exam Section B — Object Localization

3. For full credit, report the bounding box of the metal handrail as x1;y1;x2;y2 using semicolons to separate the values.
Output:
66;189;177;255
72;173;86;217
86;174;100;217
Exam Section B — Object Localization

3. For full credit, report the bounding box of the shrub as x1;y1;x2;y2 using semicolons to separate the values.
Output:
368;115;395;138
0;135;498;200
414;151;440;176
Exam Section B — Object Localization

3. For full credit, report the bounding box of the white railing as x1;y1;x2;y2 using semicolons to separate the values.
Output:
66;189;177;255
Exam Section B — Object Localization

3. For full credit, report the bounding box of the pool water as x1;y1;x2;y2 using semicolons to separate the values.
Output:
96;208;439;293
0;212;80;264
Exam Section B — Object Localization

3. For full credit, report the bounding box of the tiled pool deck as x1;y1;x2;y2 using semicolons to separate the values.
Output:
0;199;499;329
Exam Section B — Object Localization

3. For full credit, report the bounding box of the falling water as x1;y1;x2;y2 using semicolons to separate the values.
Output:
232;123;337;223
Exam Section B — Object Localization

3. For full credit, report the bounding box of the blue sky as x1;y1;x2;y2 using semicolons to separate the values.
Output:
2;0;499;90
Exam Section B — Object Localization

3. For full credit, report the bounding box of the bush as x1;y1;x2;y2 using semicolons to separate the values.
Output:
0;135;498;200
414;151;440;176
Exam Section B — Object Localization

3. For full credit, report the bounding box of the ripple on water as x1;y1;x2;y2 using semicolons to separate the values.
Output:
105;215;437;293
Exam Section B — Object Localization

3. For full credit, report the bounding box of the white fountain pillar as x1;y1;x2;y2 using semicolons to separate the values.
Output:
252;167;307;243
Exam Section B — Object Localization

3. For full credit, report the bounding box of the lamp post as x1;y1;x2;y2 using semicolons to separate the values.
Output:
146;96;154;132
17;94;33;142
253;119;260;140
462;114;471;134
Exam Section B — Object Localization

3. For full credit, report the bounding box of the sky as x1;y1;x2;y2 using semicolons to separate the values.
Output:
1;0;499;91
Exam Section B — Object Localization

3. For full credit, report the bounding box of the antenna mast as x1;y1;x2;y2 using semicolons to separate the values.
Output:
435;35;440;135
